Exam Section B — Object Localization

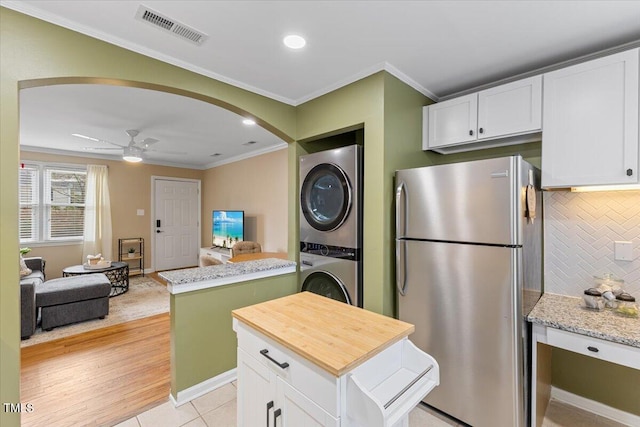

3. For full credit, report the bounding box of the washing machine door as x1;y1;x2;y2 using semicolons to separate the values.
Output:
300;163;352;232
301;271;352;304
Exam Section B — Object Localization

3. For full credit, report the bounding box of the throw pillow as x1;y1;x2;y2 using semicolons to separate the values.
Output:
19;256;32;277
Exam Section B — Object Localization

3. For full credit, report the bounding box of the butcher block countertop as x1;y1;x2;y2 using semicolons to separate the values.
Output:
232;291;415;376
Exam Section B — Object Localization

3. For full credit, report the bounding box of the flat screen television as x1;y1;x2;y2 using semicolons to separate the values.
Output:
212;210;244;248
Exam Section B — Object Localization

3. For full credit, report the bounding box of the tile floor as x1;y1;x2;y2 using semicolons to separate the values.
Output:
114;382;628;427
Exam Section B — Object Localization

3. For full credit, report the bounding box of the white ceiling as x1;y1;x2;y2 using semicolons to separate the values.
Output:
6;0;640;168
19;84;288;169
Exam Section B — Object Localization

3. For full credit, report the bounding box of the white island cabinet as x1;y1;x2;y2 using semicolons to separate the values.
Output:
541;48;639;188
232;292;439;427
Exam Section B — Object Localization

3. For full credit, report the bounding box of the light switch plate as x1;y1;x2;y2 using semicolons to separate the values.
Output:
614;241;633;261
137;209;144;216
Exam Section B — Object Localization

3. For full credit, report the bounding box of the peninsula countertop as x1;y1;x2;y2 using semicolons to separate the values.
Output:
160;258;296;294
232;291;415;376
528;293;640;348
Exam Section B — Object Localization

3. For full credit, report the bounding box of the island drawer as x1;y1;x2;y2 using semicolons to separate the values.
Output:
546;328;640;369
235;320;340;416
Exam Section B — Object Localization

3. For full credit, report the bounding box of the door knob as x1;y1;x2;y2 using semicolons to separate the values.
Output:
156;230;164;233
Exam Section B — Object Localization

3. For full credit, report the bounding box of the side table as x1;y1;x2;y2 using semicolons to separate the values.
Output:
62;262;129;297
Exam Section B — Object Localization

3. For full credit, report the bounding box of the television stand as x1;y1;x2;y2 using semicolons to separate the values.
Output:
199;246;232;266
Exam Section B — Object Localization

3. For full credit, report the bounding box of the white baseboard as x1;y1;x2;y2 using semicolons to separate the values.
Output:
551;386;640;426
170;368;237;407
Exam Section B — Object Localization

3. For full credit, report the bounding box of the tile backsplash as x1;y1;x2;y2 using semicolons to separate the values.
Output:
544;190;640;297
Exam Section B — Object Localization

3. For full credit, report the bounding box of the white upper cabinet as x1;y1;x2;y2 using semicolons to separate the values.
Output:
477;76;542;139
541;48;639;188
425;93;478;148
424;76;542;153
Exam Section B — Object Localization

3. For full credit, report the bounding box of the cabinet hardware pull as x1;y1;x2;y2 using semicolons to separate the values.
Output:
274;408;282;426
266;401;274;426
469;130;474;136
383;364;434;409
479;127;484;134
260;349;289;369
627;168;633;176
587;346;599;353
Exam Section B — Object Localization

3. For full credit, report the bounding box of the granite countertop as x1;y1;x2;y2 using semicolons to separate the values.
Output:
232;291;415;376
160;258;297;294
528;293;640;348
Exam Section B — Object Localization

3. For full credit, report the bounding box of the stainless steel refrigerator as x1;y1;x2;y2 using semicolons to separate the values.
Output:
395;156;542;427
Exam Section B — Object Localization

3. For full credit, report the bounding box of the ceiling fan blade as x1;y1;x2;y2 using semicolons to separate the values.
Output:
73;133;126;147
83;147;123;151
139;138;159;148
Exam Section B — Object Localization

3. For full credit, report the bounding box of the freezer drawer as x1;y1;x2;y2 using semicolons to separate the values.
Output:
396;239;526;427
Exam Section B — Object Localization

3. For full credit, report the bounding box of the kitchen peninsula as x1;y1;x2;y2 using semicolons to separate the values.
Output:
232;292;440;426
159;258;296;294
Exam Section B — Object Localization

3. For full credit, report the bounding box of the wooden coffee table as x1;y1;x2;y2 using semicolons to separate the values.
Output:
62;262;129;297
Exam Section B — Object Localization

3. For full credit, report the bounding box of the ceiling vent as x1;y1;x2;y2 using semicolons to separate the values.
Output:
135;5;208;45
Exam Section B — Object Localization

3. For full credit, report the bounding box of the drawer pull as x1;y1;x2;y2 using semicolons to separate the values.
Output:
587;346;599;353
273;408;282;426
260;349;290;369
266;401;273;426
383;364;434;409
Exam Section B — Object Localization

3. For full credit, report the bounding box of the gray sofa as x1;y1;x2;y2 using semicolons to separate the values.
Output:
20;257;112;339
20;257;46;339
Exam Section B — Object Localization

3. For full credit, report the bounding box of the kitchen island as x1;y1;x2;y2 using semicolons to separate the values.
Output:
528;293;640;427
232;292;439;427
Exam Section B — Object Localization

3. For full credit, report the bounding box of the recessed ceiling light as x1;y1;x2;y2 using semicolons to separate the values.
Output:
242;119;256;126
283;34;306;49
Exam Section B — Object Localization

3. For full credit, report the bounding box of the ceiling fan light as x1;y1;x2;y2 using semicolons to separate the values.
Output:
123;146;143;163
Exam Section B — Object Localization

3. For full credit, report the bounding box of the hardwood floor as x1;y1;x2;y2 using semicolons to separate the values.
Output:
20;313;170;427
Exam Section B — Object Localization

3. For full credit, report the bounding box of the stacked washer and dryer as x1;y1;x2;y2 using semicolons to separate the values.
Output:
299;145;363;307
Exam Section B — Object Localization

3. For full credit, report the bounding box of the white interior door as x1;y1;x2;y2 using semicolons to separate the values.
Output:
154;178;200;271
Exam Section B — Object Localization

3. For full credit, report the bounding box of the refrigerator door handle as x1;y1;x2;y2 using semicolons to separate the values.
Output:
395;180;408;238
396;239;408;296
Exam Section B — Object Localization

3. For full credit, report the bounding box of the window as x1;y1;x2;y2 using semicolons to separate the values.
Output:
19;163;87;243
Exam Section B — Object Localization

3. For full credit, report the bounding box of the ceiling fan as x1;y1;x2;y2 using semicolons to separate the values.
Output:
75;129;185;163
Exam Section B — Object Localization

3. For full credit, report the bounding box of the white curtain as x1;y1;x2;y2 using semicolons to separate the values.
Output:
82;165;113;261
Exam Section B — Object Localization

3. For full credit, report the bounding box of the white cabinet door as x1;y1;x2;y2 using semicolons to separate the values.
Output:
542;48;639;188
478;75;542;139
237;348;275;427
277;377;339;427
426;93;478;148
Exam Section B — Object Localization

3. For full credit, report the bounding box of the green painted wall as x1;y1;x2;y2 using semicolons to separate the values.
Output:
552;348;640;415
0;8;295;426
380;74;434;314
171;274;298;393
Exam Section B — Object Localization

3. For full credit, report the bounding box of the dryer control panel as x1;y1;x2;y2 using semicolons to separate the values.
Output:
300;242;360;261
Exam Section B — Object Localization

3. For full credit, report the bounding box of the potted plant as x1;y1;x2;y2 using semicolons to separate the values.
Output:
127;247;136;258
